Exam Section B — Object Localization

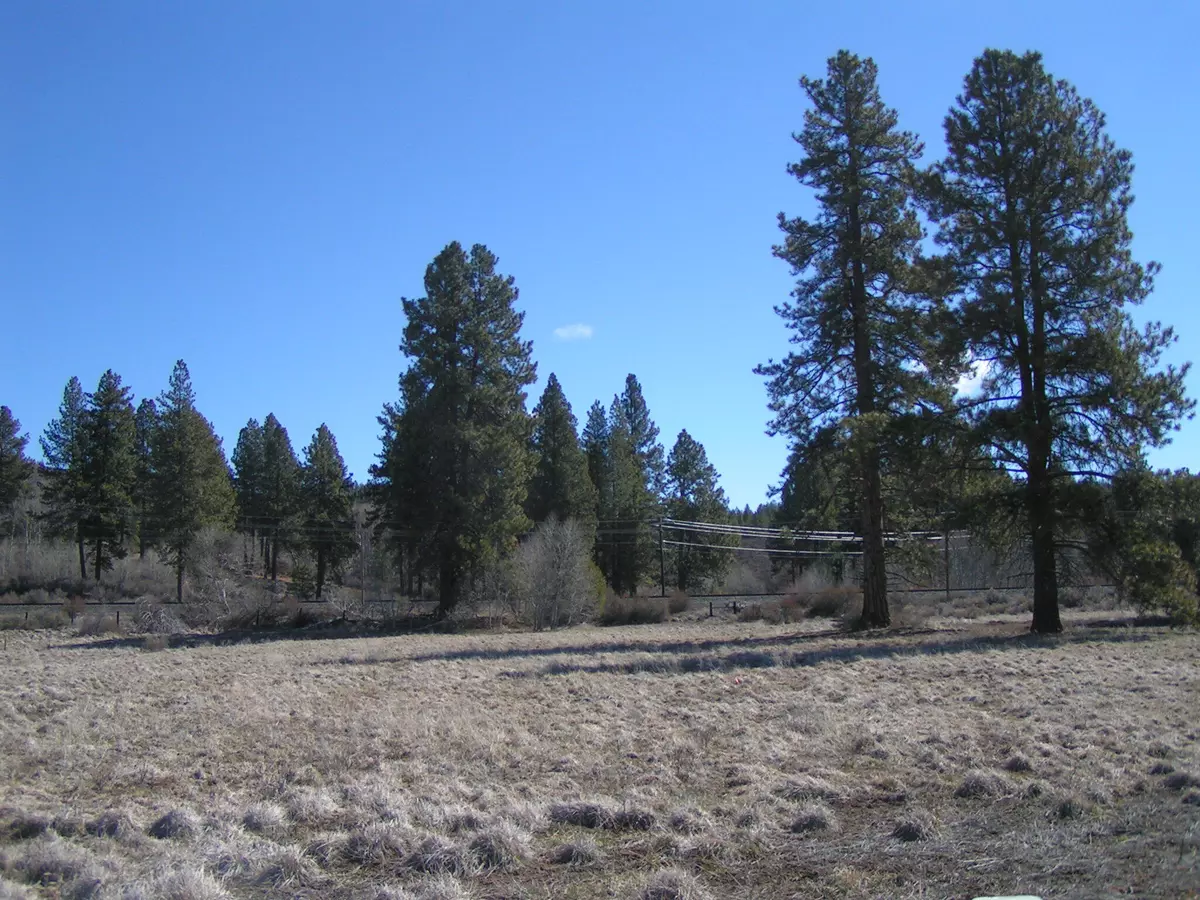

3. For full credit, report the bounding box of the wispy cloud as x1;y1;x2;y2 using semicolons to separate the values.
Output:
955;359;991;396
553;323;594;341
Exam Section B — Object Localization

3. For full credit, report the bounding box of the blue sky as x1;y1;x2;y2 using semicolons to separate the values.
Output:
2;1;1196;508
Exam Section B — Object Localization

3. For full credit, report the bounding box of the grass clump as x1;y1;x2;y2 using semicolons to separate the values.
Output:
148;808;201;841
954;770;1013;799
467;823;528;873
788;803;837;834
548;801;615;829
892;809;936;842
548;838;601;866
639;867;712;900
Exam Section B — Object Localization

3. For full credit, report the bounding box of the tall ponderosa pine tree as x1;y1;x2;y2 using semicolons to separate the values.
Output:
582;400;617;581
150;361;235;601
757;51;940;628
0;406;32;528
371;242;536;615
231;418;267;568
260;413;300;582
40;377;91;578
81;370;137;578
132;399;158;558
923;50;1193;633
665;429;735;591
604;400;649;594
528;374;598;540
299;424;356;598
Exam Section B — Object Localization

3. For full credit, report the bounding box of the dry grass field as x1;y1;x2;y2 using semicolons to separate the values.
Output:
1;610;1198;899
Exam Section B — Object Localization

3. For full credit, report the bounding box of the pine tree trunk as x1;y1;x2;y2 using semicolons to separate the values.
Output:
1028;476;1063;633
176;555;184;603
858;449;890;627
316;547;326;599
94;539;102;581
438;560;457;619
271;529;279;582
77;534;87;579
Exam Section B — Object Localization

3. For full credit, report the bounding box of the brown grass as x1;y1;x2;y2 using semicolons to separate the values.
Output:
0;613;1197;898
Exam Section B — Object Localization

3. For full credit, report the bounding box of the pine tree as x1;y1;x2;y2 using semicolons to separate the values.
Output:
150;361;235;601
299;424;356;598
0;406;32;528
40;377;91;578
665;429;735;591
81;370;137;578
606;396;651;594
260;413;300;581
132;399;158;558
757;51;942;628
371;242;537;615
231;418;267;567
923;50;1193;633
582;400;616;582
614;374;666;499
528;374;598;540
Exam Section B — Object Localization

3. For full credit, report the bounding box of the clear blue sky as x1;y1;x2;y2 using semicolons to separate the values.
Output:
2;1;1196;508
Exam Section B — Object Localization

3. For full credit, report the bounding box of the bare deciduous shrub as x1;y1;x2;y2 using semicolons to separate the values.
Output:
142;634;169;652
595;596;667;627
804;586;860;619
134;600;187;635
513;519;598;630
667;590;690;615
639;867;712;900
76;613;121;637
737;603;763;622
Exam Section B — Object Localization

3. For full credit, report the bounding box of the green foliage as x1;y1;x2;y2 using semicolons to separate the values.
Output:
132;399;159;557
923;49;1194;632
260;413;301;581
81;370;137;578
528;374;598;541
0;405;32;525
299;424;356;598
1084;470;1199;625
758;51;944;628
370;241;536;615
150;360;236;602
665;429;736;590
39;377;91;577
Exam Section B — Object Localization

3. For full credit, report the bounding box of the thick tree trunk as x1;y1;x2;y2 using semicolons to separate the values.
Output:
270;528;279;582
1028;476;1063;633
315;547;326;599
858;450;890;627
438;560;458;619
77;534;87;579
94;540;102;581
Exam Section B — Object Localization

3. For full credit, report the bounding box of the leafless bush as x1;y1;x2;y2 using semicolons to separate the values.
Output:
596;595;667;626
513;518;598;630
667;590;690;614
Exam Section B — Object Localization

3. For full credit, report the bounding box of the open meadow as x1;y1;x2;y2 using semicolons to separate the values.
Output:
1;611;1198;900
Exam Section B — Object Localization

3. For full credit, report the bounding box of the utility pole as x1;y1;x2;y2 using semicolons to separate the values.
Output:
658;517;666;597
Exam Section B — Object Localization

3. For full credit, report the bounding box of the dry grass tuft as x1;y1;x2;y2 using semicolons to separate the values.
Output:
1056;795;1087;820
4;813;49;841
467;822;528;873
1002;753;1033;773
954;769;1014;799
405;835;470;876
342;823;410;867
85;809;138;840
788;803;837;834
1163;771;1200;790
667;808;708;835
145;866;232;900
8;834;94;886
241;802;287;835
613;806;656;831
775;774;844;804
892;809;936;842
409;875;474;900
253;844;321;888
548;839;601;866
148;808;201;841
639;867;712;900
548;801;616;830
0;876;34;899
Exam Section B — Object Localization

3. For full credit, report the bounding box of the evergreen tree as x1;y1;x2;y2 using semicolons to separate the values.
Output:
81;370;136;578
371;242;537;615
150;361;236;601
40;376;91;578
757;51;942;627
260;413;300;581
0;406;32;528
299;424;356;598
582;400;616;581
614;374;666;498
231;418;267;567
923;50;1193;633
665;429;735;590
132;399;158;558
528;374;598;539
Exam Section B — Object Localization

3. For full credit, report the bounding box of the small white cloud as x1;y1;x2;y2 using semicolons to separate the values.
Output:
553;323;594;341
955;359;991;396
